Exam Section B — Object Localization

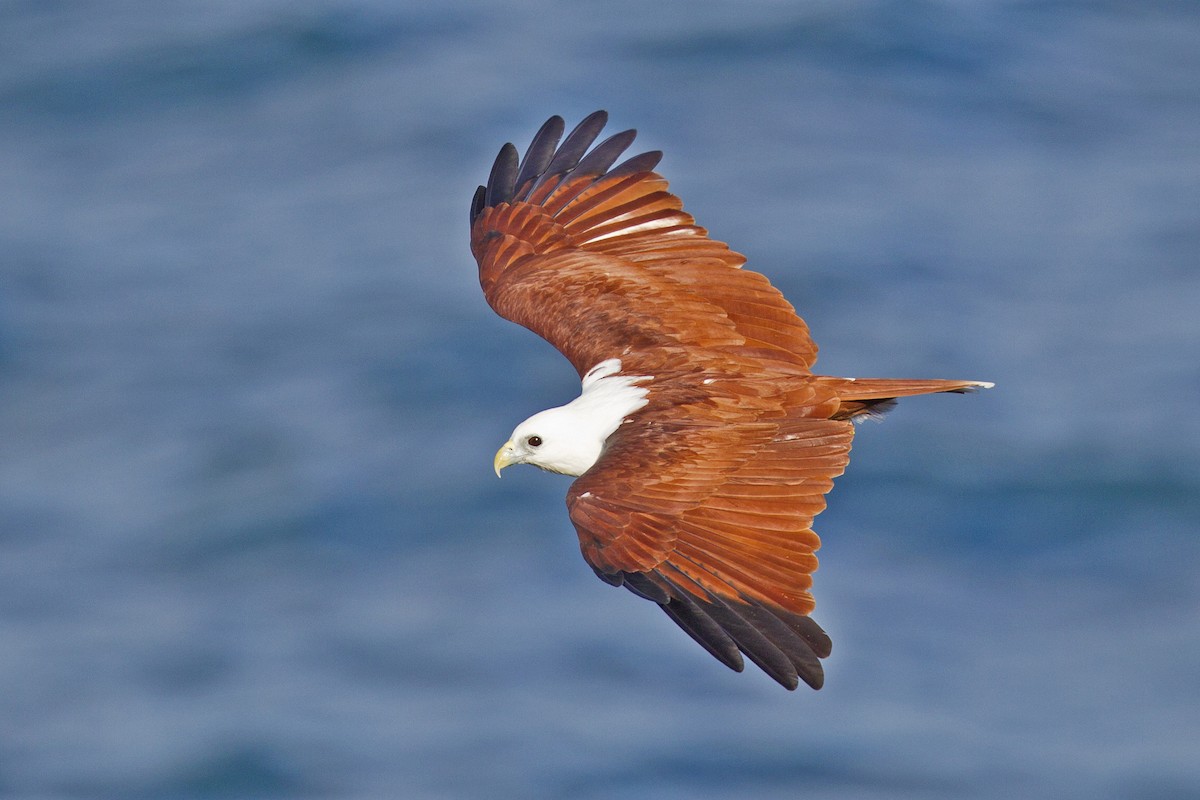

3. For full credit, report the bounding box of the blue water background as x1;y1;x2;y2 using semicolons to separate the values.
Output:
2;2;1198;798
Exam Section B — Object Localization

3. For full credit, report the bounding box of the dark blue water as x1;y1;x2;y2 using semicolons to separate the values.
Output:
2;2;1198;798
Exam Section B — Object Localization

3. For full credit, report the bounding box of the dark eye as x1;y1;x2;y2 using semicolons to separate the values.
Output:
527;435;543;448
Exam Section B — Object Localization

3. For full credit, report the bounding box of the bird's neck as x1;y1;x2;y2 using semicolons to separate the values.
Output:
554;359;651;474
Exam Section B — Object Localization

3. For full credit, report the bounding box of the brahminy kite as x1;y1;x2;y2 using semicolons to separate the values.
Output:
470;111;991;690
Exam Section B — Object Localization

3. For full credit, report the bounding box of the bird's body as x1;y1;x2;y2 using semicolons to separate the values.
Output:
472;111;990;690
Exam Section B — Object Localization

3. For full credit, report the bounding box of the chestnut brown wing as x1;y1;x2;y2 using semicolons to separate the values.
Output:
470;111;818;379
567;416;854;690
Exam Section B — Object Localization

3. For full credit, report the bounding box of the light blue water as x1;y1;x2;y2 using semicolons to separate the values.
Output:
2;2;1198;798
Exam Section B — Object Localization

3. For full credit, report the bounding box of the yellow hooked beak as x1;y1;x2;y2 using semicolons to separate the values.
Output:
493;441;517;477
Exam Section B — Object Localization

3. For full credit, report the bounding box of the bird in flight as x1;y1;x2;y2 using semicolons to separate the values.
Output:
470;111;991;690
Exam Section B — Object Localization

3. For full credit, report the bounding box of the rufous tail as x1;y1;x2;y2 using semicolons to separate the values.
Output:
817;377;994;420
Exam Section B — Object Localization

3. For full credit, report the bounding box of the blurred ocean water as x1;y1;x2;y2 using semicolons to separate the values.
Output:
1;1;1198;798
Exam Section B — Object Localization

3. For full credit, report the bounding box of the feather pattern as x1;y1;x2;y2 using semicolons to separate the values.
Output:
469;112;991;690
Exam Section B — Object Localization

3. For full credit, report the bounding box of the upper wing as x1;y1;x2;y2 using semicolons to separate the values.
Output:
469;111;818;379
567;416;854;691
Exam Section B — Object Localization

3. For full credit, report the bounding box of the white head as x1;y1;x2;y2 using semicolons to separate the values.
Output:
494;407;605;477
493;358;650;478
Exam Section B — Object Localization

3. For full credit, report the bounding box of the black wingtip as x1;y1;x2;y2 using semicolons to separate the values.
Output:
538;110;610;185
695;594;803;690
608;150;663;179
469;185;487;225
621;572;671;604
472;111;665;225
658;591;745;674
659;573;828;691
484;142;520;209
590;565;624;587
573;129;638;177
593;566;829;690
514;115;565;196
